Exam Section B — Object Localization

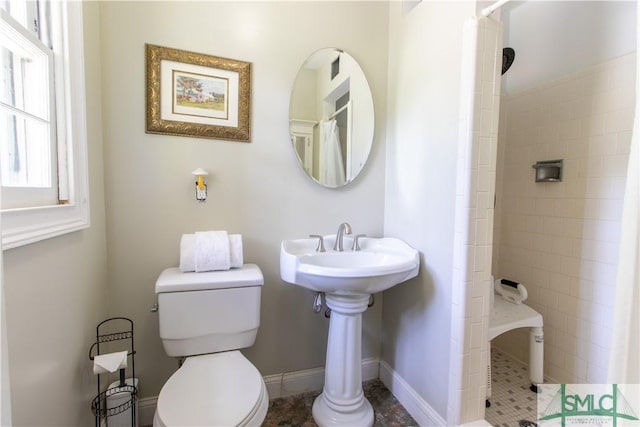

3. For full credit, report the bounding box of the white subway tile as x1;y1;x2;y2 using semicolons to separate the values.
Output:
553;198;577;218
543;216;565;236
589;133;617;157
587;365;608;384
556;330;578;355
598;198;624;221
609;59;636;92
551;101;574;123
551;236;574;257
565;356;588;381
557;293;579;318
591;281;618;308
602;154;631;177
497;54;632;392
559;119;581;140
563;218;584;238
585;177;613;199
577;279;594;303
604;108;635;133
568;140;590;159
540;288;559;310
547;140;569;159
547;344;566;368
610;176;627;199
527;267;549;289
585;156;604;178
592;88;621;114
549;272;572;294
582;113;605;137
582;198;600;219
616;130;632;154
547;363;569;384
573;96;593;119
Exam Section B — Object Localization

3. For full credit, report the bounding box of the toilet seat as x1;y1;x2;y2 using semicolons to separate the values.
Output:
154;351;268;427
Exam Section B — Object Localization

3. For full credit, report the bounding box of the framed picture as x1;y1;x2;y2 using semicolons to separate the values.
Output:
146;44;251;142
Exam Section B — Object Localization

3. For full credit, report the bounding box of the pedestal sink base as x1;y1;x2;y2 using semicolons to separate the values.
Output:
311;294;374;427
312;392;374;427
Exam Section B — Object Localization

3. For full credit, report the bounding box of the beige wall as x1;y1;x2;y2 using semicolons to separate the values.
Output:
2;2;109;425
98;1;389;398
383;1;475;421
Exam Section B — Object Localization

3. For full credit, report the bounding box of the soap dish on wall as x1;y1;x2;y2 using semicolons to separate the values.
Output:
532;160;563;182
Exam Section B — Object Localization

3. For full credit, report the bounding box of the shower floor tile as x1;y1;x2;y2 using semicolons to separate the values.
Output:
486;348;539;427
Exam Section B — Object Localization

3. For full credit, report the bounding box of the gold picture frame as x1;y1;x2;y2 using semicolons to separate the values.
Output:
146;44;251;142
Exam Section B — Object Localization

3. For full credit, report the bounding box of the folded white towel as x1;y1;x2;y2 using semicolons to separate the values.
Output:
179;232;243;272
93;351;128;375
229;234;243;268
179;234;196;272
195;230;231;272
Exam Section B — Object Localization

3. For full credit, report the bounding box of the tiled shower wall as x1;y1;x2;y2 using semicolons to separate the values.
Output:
492;53;635;384
449;16;502;424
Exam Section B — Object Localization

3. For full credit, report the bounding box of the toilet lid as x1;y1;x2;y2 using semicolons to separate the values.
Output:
156;351;266;426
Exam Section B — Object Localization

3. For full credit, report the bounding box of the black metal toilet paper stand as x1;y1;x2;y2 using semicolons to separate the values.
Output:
89;317;137;427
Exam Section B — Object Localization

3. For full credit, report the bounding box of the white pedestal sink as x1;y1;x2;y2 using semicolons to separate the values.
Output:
280;235;419;427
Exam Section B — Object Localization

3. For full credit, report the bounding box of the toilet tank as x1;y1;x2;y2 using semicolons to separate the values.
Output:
155;264;264;357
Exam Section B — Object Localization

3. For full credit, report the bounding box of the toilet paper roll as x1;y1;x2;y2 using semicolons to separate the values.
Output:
93;351;128;375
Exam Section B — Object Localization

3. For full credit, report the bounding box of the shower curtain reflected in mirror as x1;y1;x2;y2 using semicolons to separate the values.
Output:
321;120;346;187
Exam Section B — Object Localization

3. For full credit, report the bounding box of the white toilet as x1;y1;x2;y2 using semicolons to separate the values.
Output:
153;264;268;427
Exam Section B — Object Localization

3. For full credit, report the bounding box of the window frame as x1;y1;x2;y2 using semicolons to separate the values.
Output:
1;1;89;250
1;6;59;207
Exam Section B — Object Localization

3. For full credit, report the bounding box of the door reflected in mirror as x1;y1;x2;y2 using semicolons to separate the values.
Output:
289;48;374;188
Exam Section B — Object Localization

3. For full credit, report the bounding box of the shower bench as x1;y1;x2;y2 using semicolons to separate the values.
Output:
487;290;544;405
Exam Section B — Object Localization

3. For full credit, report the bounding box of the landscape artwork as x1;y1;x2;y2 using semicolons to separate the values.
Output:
173;70;229;119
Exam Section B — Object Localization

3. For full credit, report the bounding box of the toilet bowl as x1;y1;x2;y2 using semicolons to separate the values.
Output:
154;352;268;427
153;264;268;426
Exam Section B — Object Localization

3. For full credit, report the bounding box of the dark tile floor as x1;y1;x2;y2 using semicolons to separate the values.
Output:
263;379;417;427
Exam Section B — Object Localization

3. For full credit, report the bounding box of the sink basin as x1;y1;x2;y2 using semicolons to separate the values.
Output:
280;235;419;295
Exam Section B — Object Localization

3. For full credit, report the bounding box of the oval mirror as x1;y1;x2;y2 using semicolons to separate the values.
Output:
289;48;374;188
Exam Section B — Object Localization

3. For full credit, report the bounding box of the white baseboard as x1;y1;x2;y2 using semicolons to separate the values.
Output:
138;357;380;426
265;357;380;399
379;359;447;426
138;396;157;427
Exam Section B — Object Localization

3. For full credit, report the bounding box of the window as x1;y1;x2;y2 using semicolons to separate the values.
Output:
1;1;59;208
0;0;89;249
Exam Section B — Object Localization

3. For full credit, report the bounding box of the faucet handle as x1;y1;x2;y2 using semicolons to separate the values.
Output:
352;234;366;251
309;234;326;252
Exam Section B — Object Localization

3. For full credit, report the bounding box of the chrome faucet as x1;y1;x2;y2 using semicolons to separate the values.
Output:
333;222;352;251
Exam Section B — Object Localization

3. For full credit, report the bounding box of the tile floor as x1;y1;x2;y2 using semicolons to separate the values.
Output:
145;350;541;427
264;379;417;426
486;348;539;427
